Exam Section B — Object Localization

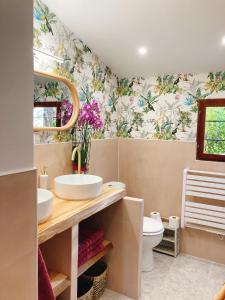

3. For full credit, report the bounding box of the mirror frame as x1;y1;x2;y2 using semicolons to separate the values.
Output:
33;70;80;132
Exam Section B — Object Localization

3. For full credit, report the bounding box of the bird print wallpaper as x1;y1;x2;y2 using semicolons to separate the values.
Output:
117;72;225;140
34;0;225;143
33;0;118;143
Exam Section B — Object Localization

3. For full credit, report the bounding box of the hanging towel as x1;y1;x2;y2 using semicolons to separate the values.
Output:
38;248;56;300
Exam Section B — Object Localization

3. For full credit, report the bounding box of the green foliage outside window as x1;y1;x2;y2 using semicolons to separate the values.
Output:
204;107;225;154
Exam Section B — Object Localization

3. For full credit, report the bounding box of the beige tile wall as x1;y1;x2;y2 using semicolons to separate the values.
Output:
34;142;73;189
34;139;118;189
89;139;119;182
0;0;33;172
118;139;225;264
34;138;225;264
0;170;37;300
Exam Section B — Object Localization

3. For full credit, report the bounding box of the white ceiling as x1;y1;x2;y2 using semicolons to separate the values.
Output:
43;0;225;78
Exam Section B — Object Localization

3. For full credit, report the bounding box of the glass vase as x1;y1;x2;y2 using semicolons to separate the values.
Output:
72;125;92;174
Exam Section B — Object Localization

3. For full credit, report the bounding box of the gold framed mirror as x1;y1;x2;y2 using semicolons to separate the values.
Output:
33;70;80;131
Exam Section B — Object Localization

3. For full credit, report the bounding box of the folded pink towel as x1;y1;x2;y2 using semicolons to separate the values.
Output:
79;237;103;256
78;226;104;267
79;227;104;254
78;243;104;267
38;248;55;300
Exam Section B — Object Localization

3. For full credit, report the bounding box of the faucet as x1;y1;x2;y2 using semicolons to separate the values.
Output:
71;146;81;174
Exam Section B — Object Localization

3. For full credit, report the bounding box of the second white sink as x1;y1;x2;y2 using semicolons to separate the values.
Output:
54;174;103;200
37;188;53;224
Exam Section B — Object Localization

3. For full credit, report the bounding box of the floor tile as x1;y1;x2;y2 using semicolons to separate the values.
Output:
101;253;225;300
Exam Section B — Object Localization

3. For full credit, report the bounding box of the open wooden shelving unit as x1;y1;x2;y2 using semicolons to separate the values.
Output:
48;240;113;297
37;188;143;300
49;271;71;298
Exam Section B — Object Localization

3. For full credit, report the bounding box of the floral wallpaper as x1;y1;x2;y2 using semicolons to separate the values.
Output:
117;72;225;141
34;80;71;103
34;0;225;143
33;0;118;143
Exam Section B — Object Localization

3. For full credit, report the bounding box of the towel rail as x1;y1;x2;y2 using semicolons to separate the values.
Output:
181;169;225;235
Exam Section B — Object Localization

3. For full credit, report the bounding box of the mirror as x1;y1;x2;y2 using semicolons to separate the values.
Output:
33;70;80;131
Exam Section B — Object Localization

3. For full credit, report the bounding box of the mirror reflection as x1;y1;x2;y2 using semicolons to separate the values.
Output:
33;75;74;128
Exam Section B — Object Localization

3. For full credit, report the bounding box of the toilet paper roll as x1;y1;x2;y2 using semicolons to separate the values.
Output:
150;211;162;222
169;216;180;229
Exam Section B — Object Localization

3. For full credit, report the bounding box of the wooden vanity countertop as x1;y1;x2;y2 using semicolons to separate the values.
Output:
38;187;126;244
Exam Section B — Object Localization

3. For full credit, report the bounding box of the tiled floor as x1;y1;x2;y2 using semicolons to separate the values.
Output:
101;252;225;300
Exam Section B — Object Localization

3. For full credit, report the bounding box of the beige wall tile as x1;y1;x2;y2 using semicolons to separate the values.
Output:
34;142;73;189
0;170;37;299
0;0;33;172
0;251;37;300
118;138;225;264
34;137;225;264
89;139;119;182
34;139;118;188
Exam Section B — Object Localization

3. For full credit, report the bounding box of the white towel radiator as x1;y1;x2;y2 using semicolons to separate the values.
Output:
181;169;225;236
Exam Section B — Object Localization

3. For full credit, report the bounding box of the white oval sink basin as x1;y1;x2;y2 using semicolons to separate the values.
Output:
54;174;103;200
37;188;53;224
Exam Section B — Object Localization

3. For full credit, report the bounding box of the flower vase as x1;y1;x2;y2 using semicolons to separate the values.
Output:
72;125;92;174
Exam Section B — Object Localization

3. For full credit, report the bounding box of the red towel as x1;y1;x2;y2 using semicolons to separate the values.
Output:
79;227;104;253
38;248;55;300
78;242;104;267
78;226;104;267
79;237;103;256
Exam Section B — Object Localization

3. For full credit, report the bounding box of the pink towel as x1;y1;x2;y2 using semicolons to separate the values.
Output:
79;227;104;253
78;226;104;267
38;248;55;300
78;242;104;267
79;237;103;256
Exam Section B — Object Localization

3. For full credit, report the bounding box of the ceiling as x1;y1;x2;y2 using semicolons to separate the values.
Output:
43;0;225;78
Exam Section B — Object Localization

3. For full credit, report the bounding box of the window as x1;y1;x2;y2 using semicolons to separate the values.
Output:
196;99;225;162
33;101;62;128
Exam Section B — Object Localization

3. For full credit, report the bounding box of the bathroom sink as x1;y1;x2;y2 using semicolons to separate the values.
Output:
54;174;103;200
37;188;53;224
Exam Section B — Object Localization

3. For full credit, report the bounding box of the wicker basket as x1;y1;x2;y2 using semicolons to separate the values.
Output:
84;261;108;299
77;276;94;300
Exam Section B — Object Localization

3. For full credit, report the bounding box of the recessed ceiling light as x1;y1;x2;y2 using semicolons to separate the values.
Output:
221;36;225;46
138;47;148;55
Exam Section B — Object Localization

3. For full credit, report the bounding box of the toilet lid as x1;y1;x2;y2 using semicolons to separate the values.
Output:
143;217;164;234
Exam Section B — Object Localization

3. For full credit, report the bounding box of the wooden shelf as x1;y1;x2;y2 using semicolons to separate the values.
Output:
162;236;175;243
38;188;126;245
49;271;71;297
153;217;180;257
154;245;175;256
78;240;113;277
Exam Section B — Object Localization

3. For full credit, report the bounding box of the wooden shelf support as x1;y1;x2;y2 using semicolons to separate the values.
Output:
49;271;71;297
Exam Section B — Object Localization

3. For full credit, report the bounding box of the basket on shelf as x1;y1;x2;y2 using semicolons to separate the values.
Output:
77;276;94;300
83;261;108;299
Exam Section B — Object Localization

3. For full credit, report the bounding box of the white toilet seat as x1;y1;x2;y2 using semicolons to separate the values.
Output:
142;216;164;272
143;216;164;236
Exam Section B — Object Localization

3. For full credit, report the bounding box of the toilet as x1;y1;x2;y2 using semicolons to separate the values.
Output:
142;216;164;272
